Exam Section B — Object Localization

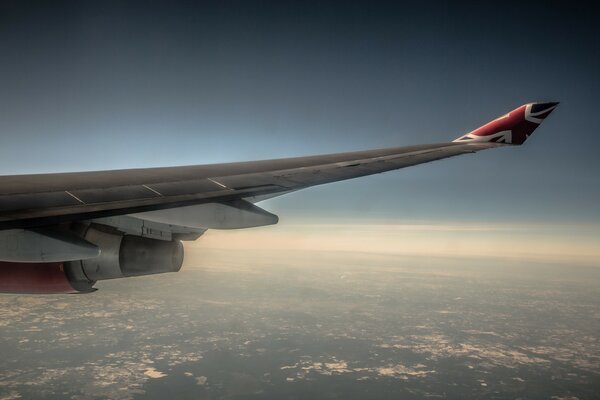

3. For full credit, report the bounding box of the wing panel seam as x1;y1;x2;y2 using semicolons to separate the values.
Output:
64;191;85;204
207;177;232;190
142;184;163;196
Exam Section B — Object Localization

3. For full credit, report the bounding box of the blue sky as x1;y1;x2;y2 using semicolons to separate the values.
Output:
0;1;598;232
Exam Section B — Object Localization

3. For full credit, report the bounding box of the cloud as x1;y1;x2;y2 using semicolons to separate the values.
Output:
143;368;167;379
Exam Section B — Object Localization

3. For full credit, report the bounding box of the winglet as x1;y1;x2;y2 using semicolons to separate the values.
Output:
453;102;559;145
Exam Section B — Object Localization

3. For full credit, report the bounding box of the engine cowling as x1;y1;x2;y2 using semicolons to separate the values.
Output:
0;262;95;294
0;224;184;294
65;224;184;287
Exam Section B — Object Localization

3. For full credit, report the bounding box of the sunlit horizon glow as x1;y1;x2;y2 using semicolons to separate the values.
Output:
187;220;600;268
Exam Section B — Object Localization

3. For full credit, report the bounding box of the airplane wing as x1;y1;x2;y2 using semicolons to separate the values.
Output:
0;102;558;293
0;141;490;230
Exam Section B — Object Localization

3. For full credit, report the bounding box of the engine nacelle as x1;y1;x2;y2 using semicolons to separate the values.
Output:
66;224;183;286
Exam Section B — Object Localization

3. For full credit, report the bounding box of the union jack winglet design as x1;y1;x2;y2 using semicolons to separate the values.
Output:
453;102;559;145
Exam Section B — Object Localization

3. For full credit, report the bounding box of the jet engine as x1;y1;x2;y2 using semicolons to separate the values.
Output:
0;224;183;294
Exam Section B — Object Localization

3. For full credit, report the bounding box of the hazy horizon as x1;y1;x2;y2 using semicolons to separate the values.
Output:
190;220;600;268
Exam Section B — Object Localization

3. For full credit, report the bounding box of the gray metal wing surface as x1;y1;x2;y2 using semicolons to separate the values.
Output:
0;142;499;230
